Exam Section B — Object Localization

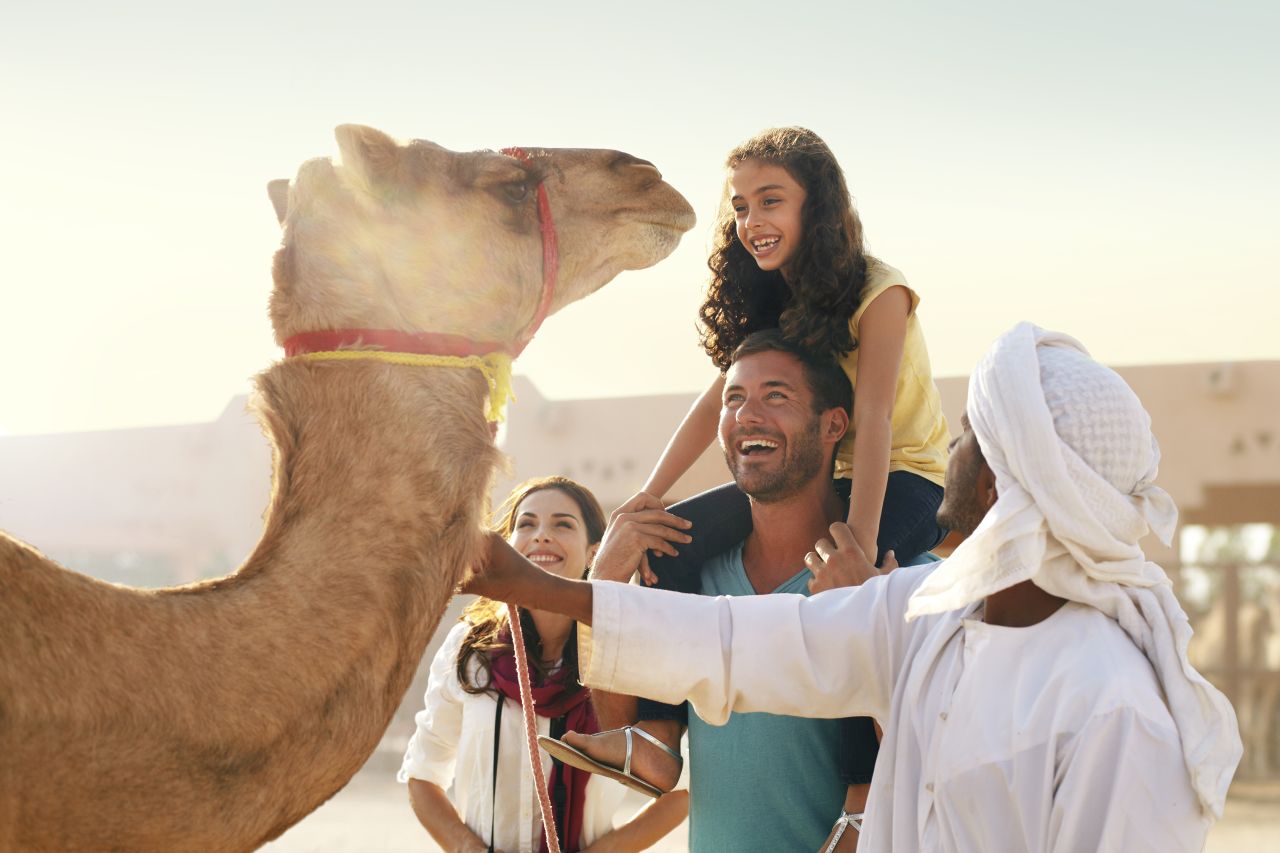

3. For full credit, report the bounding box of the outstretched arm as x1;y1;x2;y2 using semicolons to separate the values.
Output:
465;532;928;724
583;558;931;725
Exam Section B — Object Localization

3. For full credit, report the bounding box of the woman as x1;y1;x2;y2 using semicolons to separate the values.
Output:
399;476;689;852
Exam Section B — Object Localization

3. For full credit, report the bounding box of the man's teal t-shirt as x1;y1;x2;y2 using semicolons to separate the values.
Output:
687;543;845;852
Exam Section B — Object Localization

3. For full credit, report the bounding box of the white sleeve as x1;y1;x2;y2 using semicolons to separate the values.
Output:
397;621;470;787
1049;707;1210;853
582;563;936;725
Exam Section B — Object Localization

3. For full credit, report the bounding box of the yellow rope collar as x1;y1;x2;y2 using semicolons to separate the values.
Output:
291;350;516;423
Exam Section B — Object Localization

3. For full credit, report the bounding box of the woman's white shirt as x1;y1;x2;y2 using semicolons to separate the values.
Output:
399;621;630;853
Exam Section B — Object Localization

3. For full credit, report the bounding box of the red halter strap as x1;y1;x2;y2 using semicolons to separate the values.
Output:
282;145;559;360
500;146;559;357
498;155;565;853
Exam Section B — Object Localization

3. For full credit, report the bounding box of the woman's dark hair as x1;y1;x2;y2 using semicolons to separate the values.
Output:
456;476;607;697
700;127;872;370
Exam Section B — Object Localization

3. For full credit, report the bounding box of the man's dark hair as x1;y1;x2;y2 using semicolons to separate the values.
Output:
730;329;853;416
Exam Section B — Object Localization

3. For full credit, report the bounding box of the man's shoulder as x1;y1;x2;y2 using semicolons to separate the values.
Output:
1050;605;1155;676
1038;604;1174;723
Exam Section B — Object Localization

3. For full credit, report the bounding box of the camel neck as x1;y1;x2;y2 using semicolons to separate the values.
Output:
163;356;501;797
175;356;501;683
248;357;498;576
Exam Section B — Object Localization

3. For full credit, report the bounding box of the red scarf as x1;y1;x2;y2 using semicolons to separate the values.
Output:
490;624;599;853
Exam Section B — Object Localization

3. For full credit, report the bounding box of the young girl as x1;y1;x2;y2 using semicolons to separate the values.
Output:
399;476;688;853
561;128;950;852
641;126;949;576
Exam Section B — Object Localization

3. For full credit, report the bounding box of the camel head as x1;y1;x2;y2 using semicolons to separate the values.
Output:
267;125;696;348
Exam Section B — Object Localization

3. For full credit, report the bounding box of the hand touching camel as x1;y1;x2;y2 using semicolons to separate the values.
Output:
463;533;595;625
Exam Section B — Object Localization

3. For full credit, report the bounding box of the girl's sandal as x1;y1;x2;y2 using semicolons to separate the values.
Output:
537;725;681;799
823;810;864;853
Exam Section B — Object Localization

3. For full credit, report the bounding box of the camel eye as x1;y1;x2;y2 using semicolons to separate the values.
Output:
502;182;531;204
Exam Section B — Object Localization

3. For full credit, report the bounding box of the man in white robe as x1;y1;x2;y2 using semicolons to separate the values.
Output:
467;323;1241;852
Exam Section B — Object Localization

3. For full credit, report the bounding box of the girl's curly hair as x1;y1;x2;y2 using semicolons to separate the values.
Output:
455;476;606;697
699;127;871;370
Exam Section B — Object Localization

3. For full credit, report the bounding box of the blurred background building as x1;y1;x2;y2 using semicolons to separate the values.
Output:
2;360;1277;781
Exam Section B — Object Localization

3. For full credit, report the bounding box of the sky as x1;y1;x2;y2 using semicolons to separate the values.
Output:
1;0;1277;435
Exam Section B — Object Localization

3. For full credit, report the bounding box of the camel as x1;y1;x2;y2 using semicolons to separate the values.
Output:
0;124;695;852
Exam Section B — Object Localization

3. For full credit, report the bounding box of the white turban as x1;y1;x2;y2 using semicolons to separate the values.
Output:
906;322;1241;819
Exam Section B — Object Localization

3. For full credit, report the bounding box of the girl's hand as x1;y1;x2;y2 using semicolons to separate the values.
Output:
592;499;692;586
805;522;883;594
609;491;682;586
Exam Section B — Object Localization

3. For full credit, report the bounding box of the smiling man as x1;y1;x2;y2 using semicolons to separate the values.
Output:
540;329;890;852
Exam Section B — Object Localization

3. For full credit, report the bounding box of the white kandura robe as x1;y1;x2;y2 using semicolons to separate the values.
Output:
583;563;1211;852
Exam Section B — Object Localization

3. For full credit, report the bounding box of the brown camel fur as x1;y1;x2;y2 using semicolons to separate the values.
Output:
0;125;695;852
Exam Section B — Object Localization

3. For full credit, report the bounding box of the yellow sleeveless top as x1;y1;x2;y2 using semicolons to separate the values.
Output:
834;261;950;486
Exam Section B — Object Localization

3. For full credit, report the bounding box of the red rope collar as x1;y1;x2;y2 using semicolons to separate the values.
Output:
283;146;558;360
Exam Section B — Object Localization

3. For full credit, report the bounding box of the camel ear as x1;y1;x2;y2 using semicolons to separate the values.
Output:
335;124;399;188
267;179;290;224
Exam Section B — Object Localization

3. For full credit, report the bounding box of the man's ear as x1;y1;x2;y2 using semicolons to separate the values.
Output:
978;461;999;510
824;407;850;444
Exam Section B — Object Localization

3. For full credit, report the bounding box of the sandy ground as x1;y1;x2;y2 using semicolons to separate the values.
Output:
262;771;1279;852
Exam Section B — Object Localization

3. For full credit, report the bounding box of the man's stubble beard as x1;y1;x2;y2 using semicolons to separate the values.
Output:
936;452;986;537
727;416;827;504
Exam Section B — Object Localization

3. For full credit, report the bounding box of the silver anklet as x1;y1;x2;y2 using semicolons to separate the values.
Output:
824;810;864;853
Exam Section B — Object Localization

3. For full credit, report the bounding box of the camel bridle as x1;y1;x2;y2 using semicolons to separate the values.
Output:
281;146;561;423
